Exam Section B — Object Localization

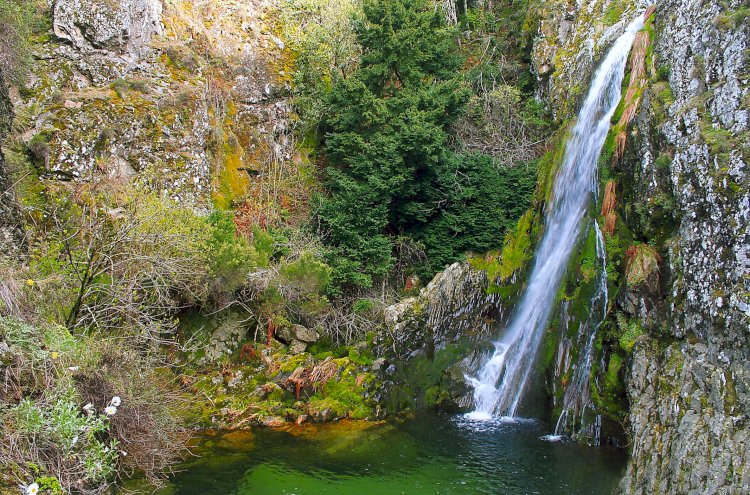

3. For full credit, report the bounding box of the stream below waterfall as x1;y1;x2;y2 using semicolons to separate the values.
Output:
127;414;626;495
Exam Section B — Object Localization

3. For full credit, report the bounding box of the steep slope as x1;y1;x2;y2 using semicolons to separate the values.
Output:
0;71;25;258
530;0;749;492
10;0;305;216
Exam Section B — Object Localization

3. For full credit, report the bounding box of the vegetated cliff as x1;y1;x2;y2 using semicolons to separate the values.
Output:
531;0;748;493
0;71;25;258
10;0;305;215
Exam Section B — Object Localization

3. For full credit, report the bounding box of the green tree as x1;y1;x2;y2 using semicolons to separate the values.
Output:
317;0;534;290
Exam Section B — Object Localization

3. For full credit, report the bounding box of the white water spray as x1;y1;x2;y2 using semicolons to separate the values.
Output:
466;16;644;420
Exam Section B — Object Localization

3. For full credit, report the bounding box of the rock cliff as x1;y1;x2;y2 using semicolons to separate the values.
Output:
11;0;301;212
530;0;749;492
0;71;26;258
617;0;749;492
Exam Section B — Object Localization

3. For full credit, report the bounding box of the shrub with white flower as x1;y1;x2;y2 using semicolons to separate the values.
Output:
10;390;120;489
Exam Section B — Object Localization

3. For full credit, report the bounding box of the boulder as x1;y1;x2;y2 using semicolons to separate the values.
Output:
292;324;319;343
288;340;307;355
276;324;319;345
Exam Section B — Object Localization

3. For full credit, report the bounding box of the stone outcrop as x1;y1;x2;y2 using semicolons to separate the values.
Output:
380;262;506;409
0;72;26;258
383;262;502;360
276;324;319;354
53;0;163;55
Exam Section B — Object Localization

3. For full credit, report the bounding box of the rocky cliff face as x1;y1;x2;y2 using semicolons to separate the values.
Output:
531;0;749;493
617;0;749;492
0;72;26;258
53;0;163;54
532;0;646;118
11;0;301;212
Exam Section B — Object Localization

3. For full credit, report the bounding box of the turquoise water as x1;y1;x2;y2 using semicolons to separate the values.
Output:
149;413;626;495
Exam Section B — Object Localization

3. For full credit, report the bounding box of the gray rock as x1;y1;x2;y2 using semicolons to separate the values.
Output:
53;0;163;55
276;324;318;344
0;70;26;258
275;325;295;344
292;324;318;343
372;358;386;371
288;340;307;355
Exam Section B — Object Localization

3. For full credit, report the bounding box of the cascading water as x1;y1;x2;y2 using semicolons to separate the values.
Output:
550;220;608;442
466;15;645;420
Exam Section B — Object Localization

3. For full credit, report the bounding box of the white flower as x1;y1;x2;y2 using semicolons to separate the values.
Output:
71;435;79;446
110;396;121;407
120;450;128;456
82;403;95;415
26;483;39;495
104;405;117;416
67;366;79;372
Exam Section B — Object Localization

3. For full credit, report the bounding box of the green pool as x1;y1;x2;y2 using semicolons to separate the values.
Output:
144;413;626;495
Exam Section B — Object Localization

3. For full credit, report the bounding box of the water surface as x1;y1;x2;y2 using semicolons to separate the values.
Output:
150;413;626;495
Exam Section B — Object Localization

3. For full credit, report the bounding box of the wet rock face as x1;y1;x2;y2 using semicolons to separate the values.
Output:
380;262;504;409
533;0;749;492
531;0;649;119
53;0;163;55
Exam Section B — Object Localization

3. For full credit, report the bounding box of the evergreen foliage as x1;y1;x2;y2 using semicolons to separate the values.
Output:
317;0;535;289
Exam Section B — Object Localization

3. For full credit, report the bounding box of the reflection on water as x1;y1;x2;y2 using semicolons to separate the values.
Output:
141;413;626;495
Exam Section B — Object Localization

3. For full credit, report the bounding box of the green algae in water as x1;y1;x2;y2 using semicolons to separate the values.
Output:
133;413;626;495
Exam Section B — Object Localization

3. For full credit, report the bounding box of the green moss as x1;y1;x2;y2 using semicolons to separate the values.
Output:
348;346;374;366
280;353;309;373
616;313;644;353
388;337;474;412
478;209;535;289
700;119;739;164
714;6;750;30
654;153;671;171
604;353;623;391
603;2;626;26
535;129;569;204
308;363;375;420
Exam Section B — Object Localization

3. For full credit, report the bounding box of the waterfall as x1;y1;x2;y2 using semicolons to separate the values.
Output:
552;220;608;442
466;15;644;420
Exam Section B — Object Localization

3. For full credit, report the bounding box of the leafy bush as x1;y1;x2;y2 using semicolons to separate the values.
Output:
27;188;259;334
206;210;256;294
280;0;362;134
0;317;188;493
